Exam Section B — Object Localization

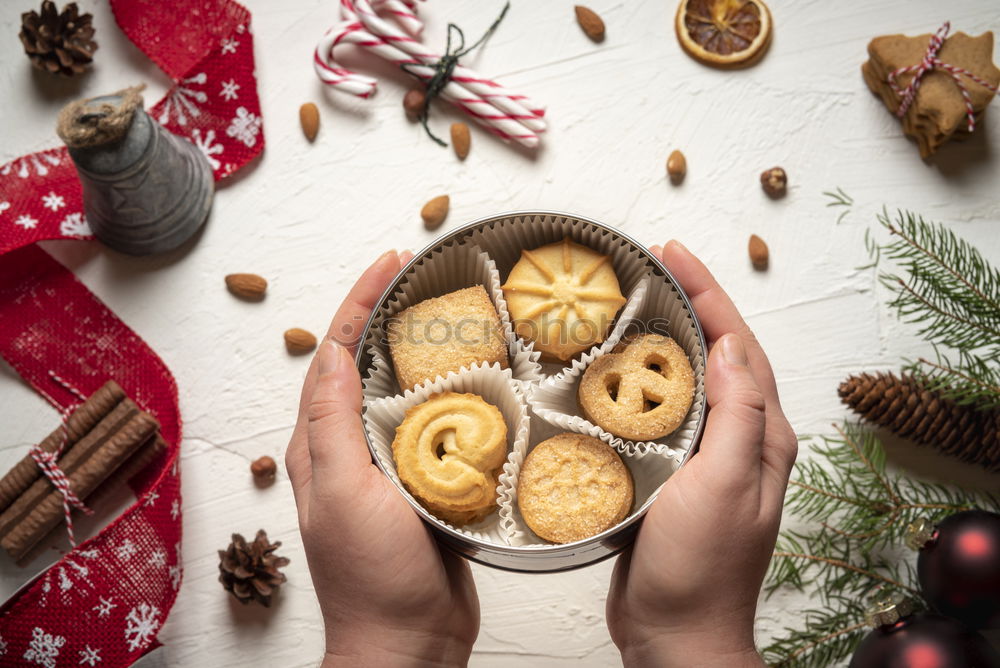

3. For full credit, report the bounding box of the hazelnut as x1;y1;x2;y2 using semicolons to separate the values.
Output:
250;455;277;480
760;167;787;198
666;150;686;184
403;89;426;117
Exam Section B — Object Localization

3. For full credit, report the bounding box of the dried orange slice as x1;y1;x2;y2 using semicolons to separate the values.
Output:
675;0;772;68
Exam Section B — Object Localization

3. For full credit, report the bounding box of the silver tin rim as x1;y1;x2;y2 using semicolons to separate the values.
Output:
355;210;708;572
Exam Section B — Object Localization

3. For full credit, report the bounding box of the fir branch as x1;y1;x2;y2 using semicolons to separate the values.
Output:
909;354;1000;409
835;423;898;504
761;599;871;668
763;423;996;665
872;209;1000;364
771;552;917;594
823;187;854;225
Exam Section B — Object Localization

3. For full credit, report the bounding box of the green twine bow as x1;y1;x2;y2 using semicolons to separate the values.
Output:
402;2;511;146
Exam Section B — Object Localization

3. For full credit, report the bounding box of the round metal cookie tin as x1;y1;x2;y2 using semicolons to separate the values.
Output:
356;211;707;573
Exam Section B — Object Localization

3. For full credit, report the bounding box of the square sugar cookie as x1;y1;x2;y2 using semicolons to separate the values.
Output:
387;285;509;391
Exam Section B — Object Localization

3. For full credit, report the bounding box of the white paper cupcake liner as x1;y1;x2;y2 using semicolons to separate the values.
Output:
356;213;708;552
498;414;680;547
361;241;544;404
529;272;706;461
363;363;530;544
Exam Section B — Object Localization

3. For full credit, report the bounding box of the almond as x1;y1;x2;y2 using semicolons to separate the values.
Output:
421;195;450;230
451;122;471;160
575;5;605;41
666;149;686;184
225;273;267;300
300;102;320;142
748;234;769;271
284;328;317;355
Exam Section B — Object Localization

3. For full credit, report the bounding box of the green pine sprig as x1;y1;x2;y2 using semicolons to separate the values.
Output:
761;598;872;668
823;187;854;225
864;209;1000;409
762;422;997;668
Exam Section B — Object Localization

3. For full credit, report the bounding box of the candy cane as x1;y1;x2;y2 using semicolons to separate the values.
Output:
314;0;546;147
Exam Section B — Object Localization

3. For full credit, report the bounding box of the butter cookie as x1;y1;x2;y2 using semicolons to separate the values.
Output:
392;392;507;525
578;333;694;441
517;433;633;544
501;237;626;362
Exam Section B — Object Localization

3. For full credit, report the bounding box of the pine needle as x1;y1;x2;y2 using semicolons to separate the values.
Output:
762;423;998;666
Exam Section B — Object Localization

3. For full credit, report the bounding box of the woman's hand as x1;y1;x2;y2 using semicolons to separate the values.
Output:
606;241;798;667
285;251;479;668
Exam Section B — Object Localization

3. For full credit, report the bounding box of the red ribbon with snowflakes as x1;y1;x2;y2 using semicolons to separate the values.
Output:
0;0;264;664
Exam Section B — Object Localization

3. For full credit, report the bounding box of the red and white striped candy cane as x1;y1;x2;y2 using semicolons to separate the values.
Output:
314;0;546;147
887;21;998;133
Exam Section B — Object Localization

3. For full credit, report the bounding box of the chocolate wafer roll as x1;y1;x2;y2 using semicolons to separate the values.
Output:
0;398;142;541
87;434;168;506
0;381;125;511
2;409;160;561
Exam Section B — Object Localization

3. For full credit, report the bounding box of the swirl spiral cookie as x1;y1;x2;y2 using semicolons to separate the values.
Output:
501;237;626;362
517;433;634;544
579;333;695;441
392;392;508;525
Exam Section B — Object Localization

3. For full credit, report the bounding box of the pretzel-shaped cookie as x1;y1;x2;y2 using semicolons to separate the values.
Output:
578;333;695;441
392;392;508;525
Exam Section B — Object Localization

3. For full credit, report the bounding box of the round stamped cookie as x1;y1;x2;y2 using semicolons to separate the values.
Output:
517;433;634;544
579;333;695;441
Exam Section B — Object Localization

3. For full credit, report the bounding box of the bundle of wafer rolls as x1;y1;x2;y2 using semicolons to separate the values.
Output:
0;381;166;562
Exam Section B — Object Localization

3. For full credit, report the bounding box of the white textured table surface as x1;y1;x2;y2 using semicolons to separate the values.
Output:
2;1;999;666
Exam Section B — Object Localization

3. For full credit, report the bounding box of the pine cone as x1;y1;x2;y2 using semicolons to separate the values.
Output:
218;530;290;607
839;372;1000;471
19;1;98;76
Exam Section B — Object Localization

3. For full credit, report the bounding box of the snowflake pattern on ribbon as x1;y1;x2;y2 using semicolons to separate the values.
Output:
23;627;65;668
15;215;38;230
226;106;262;148
79;645;102;666
220;79;240;101
115;540;138;561
148;549;167;568
59;212;91;237
41;192;65;211
0;149;62;179
93;597;116;619
0;1;262;664
123;604;160;652
157;73;208;127
191;128;224;170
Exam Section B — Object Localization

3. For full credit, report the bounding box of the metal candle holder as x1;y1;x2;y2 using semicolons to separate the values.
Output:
60;92;213;256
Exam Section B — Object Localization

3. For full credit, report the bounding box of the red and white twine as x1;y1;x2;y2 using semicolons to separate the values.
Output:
30;419;93;548
314;0;547;147
29;372;94;547
887;21;998;133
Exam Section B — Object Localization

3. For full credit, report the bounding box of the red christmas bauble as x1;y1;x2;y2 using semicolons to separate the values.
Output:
849;612;1000;668
918;510;1000;630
